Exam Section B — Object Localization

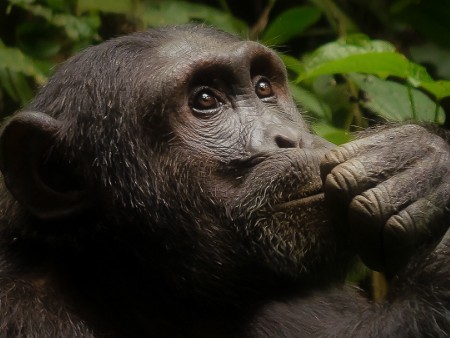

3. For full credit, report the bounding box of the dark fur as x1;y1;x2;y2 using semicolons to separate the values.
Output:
0;25;450;337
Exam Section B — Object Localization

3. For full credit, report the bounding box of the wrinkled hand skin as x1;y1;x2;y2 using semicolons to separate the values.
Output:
320;124;450;273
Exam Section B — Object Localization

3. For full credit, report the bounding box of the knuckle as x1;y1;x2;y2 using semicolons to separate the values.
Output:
326;165;358;193
385;213;413;242
325;159;368;197
350;189;383;220
322;148;346;166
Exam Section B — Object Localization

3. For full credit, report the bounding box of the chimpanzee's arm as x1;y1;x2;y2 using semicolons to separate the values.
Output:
249;231;450;337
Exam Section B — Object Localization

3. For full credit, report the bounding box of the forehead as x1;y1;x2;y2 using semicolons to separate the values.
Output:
155;28;240;58
149;28;286;84
155;26;241;51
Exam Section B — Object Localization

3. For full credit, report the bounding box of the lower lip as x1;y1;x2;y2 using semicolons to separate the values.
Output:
274;193;325;211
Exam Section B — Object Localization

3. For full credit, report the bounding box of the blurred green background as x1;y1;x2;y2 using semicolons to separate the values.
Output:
2;0;450;143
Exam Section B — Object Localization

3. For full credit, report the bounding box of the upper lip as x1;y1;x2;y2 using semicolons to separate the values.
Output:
273;192;324;211
229;153;269;168
273;184;324;211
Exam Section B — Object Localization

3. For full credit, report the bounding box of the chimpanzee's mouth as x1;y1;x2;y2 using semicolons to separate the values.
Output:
273;192;325;211
272;177;324;211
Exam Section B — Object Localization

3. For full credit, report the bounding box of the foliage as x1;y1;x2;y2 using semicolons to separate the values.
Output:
1;0;450;144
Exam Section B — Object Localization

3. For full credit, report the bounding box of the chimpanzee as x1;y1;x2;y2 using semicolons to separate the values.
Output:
1;25;450;338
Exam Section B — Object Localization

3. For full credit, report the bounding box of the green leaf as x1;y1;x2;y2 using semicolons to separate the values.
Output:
0;46;40;103
295;35;450;100
299;52;411;81
77;0;133;13
302;75;354;129
52;13;100;41
289;83;332;121
311;122;351;145
0;69;19;102
309;0;358;34
12;2;53;21
261;6;322;45
45;0;68;12
280;54;305;76
0;47;46;84
8;70;34;104
421;81;450;101
299;35;396;69
0;68;34;105
297;36;399;81
11;2;99;41
8;0;35;6
16;22;62;58
141;1;247;35
350;74;445;124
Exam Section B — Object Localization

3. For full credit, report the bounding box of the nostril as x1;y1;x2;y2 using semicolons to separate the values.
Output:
275;135;298;148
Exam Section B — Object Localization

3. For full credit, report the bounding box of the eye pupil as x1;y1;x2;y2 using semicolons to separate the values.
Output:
194;90;219;110
200;92;213;106
256;79;273;98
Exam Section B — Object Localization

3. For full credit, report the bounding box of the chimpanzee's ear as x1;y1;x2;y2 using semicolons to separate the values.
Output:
0;111;93;220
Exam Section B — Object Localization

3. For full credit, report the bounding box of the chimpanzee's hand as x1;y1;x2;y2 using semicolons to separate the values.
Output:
320;124;450;273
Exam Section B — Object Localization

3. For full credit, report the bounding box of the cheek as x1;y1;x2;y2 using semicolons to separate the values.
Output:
176;111;245;160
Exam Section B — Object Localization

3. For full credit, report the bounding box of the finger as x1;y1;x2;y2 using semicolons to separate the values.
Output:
347;159;448;271
320;125;427;182
383;178;450;272
323;157;387;208
321;128;440;202
323;147;446;229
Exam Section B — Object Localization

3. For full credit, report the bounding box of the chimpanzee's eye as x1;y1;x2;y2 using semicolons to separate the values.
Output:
255;78;274;99
190;88;223;115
